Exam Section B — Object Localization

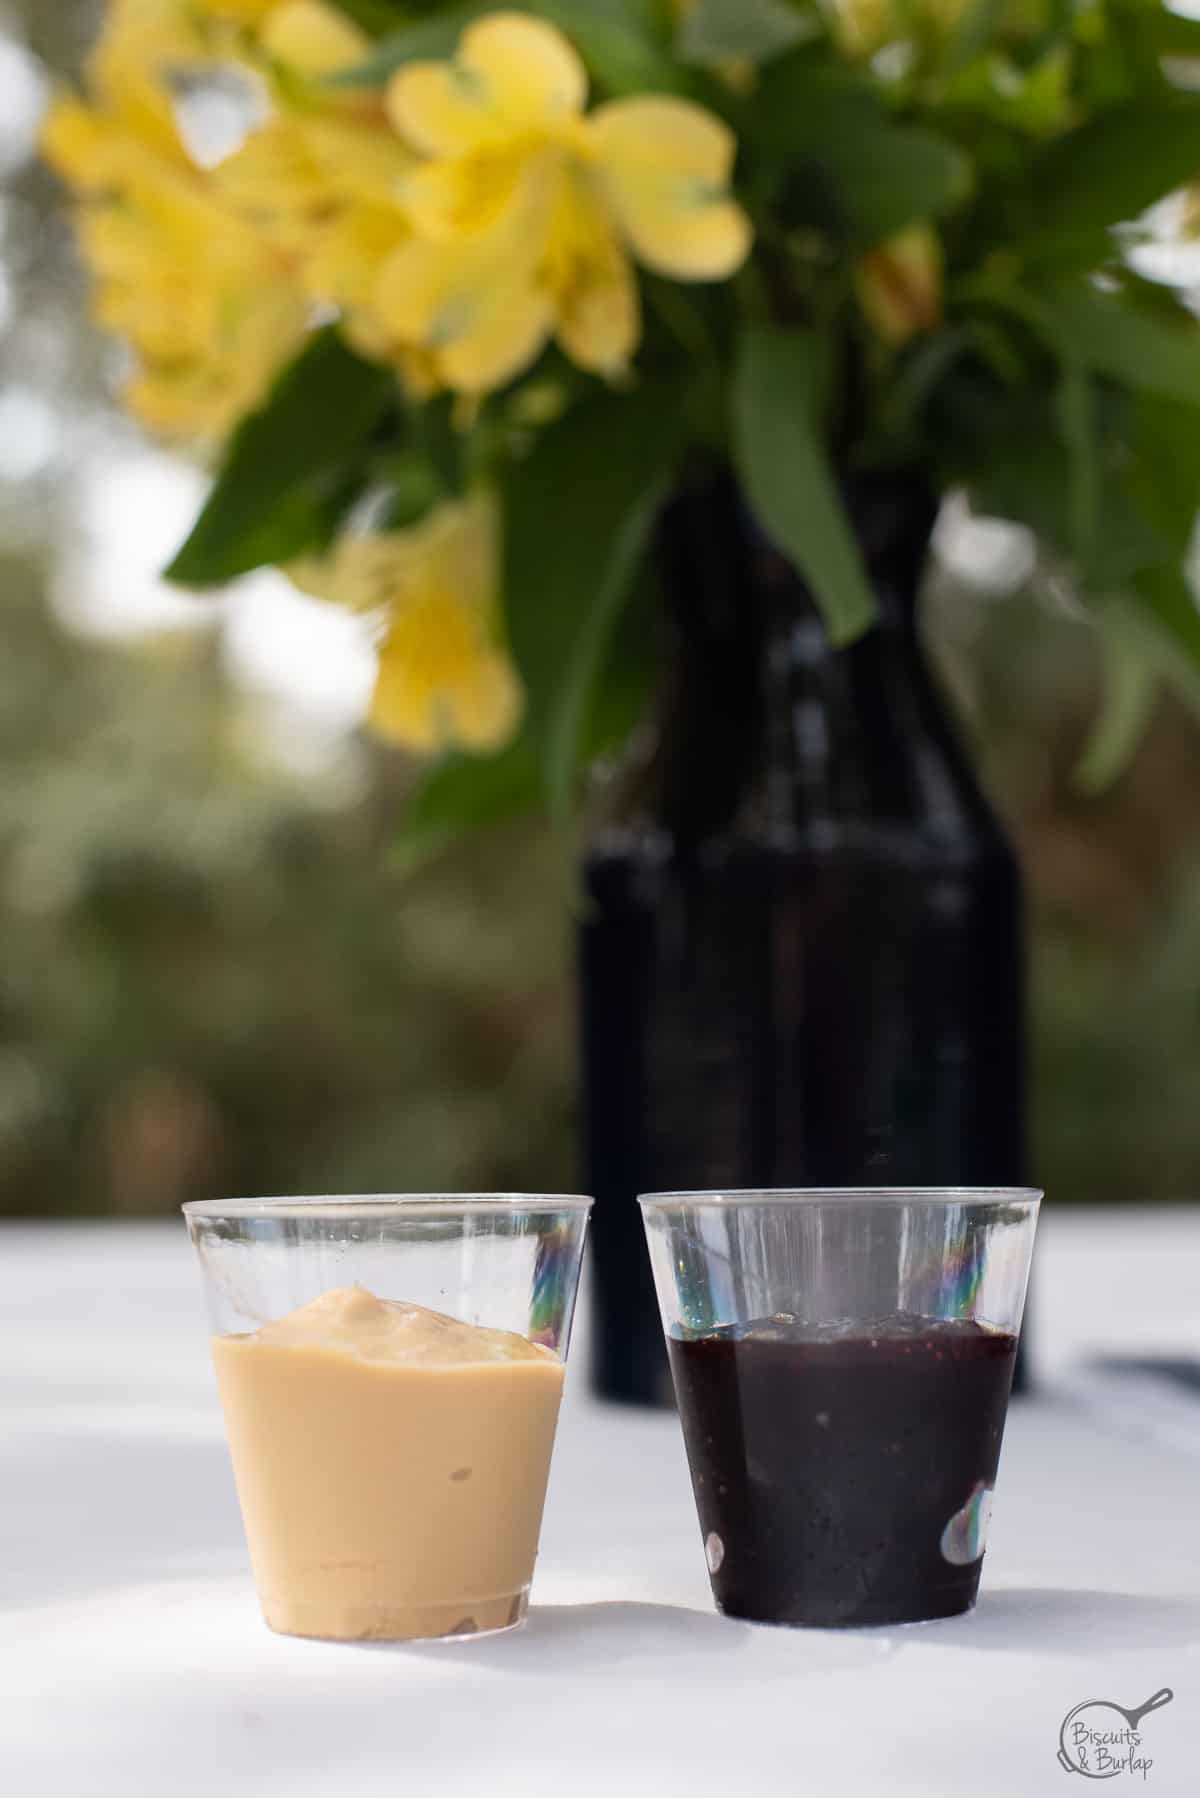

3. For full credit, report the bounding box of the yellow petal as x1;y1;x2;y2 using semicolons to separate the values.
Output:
360;492;523;752
120;160;265;268
289;531;402;610
855;226;943;346
398;145;533;241
291;494;491;612
386;12;586;156
448;649;525;750
214;120;324;238
373;234;552;393
41;94;126;189
589;96;752;281
124;281;303;440
302;200;410;309
397;344;444;399
544;169;639;375
436;281;553;393
205;0;278;19
371;617;523;752
87;0;208;166
827;0;895;57
124;368;227;437
93;266;217;359
259;1;370;77
299;116;413;207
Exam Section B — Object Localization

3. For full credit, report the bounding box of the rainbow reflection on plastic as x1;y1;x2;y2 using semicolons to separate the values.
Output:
529;1221;575;1350
931;1219;987;1318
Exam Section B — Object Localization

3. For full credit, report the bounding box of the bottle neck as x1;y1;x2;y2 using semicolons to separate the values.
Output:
645;468;998;851
758;472;962;841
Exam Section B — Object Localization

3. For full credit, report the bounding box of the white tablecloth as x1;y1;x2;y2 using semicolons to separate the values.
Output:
4;1211;1199;1797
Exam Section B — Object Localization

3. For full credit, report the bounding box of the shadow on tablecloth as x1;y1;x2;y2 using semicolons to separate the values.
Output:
376;1590;1200;1669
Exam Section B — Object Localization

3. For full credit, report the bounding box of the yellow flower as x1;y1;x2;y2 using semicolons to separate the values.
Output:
290;494;523;753
209;4;411;343
214;112;410;254
41;1;390;442
372;11;751;392
42;0;213;180
855;226;943;347
44;57;307;442
588;97;750;280
81;158;309;438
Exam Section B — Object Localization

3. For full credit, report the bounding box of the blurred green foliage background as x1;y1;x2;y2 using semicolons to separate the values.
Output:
3;0;1199;1216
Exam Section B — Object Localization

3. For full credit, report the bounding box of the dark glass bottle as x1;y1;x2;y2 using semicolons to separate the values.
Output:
579;471;1029;1407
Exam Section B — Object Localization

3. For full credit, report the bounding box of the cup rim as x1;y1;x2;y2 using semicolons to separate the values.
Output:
639;1186;1042;1209
182;1192;594;1220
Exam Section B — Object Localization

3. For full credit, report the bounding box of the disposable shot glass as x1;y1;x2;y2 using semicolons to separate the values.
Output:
641;1187;1040;1628
184;1194;591;1642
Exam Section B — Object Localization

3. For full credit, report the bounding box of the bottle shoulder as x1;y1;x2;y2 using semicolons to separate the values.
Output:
583;810;1019;882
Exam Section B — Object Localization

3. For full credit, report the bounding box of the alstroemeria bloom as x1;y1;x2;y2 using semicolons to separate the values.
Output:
41;0;220;183
373;11;752;393
78;158;308;437
212;2;417;347
855;225;943;346
42;1;308;441
290;494;524;754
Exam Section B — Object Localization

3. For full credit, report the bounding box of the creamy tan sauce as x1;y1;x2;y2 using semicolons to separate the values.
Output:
212;1286;564;1640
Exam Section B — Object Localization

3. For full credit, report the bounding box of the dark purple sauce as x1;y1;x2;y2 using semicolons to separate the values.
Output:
668;1314;1018;1627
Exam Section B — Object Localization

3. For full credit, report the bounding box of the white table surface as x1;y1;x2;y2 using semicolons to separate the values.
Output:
4;1211;1199;1798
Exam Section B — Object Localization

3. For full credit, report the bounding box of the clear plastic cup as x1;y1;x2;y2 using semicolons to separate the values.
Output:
641;1187;1040;1627
184;1194;591;1642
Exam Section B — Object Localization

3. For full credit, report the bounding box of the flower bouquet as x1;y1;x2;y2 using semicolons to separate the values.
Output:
45;0;1200;842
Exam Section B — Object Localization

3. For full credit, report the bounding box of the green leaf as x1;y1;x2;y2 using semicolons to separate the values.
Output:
1127;392;1200;553
939;379;1167;581
327;0;409;34
174;473;362;583
1037;277;1200;406
505;383;685;817
584;566;658;756
747;55;879;157
336;0;687;94
867;326;974;460
1075;610;1158;793
166;329;395;587
943;0;1011;73
940;48;1073;137
749;62;969;247
1026;99;1200;238
1126;564;1200;709
1055;363;1100;567
1143;8;1200;61
329;0;481;84
542;0;687;95
546;488;663;821
394;735;540;872
733;324;877;645
825;125;971;248
370;452;443;529
678;0;814;67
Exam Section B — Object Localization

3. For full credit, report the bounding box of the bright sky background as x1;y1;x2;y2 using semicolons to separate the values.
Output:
49;447;379;739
